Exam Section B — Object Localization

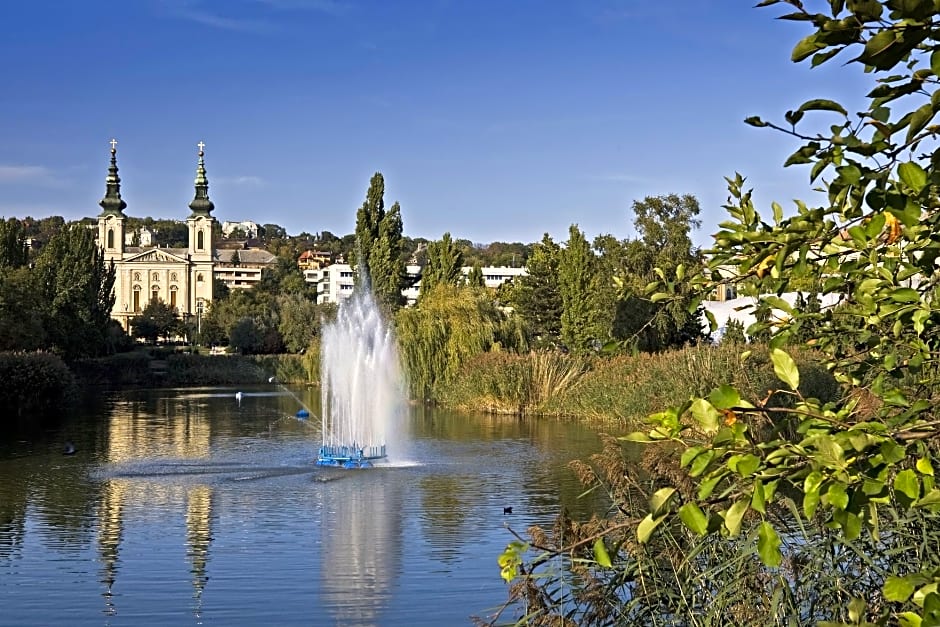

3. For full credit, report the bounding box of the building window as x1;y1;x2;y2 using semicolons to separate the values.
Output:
152;272;159;282
197;273;204;282
169;286;178;309
170;272;177;282
134;271;141;281
107;228;114;249
197;231;204;250
151;286;159;302
133;286;141;312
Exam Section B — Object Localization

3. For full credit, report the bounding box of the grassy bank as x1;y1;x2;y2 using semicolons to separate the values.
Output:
436;342;838;425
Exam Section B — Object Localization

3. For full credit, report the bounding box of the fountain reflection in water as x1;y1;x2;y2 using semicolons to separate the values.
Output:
317;286;406;468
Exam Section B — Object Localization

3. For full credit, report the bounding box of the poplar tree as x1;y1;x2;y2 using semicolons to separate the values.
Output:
420;232;463;297
352;172;405;311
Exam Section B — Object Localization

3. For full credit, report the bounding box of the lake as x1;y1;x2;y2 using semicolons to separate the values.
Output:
0;385;611;626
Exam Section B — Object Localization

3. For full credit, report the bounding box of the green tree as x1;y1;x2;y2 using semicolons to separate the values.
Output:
130;299;180;345
558;225;604;353
497;3;940;625
420;232;463;297
614;194;706;351
352;172;405;311
0;218;29;269
0;266;46;351
466;262;485;288
33;226;116;360
510;233;562;348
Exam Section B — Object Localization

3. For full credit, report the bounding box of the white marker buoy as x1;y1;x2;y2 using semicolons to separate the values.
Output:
235;391;243;405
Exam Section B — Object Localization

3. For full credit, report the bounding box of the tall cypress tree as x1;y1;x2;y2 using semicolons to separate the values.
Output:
511;233;561;347
558;224;603;353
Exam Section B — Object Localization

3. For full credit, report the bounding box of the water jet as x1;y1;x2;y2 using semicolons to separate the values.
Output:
316;286;404;469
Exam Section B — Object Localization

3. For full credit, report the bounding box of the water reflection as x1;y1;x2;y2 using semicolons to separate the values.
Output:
186;484;214;619
318;473;404;625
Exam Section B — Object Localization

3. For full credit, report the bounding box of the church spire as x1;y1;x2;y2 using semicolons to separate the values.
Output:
98;139;127;216
189;141;215;216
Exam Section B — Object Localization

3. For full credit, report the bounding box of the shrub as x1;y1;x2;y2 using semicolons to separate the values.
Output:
0;352;78;425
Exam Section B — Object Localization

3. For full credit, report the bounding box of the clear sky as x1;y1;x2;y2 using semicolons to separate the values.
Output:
0;0;871;245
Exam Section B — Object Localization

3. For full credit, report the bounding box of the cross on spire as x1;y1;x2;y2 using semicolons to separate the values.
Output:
109;138;118;152
197;141;205;155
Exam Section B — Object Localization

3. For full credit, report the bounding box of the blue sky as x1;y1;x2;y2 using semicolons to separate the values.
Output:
0;1;871;245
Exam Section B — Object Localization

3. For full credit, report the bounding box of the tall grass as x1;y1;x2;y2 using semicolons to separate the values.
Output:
436;342;838;425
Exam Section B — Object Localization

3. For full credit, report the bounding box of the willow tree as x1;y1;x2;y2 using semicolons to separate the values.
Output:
353;172;405;312
495;2;940;625
396;284;525;400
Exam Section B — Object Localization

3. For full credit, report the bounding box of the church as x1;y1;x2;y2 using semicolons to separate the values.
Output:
96;141;216;332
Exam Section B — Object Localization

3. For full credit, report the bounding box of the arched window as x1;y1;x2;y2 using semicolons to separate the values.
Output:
107;228;114;249
197;273;204;282
152;272;159;282
151;285;159;302
197;230;204;250
169;286;178;309
133;286;141;312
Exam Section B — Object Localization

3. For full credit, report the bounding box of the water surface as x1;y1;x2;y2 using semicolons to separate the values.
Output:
0;385;612;626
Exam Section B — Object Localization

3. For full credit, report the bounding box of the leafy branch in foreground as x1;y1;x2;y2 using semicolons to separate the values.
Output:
488;1;940;625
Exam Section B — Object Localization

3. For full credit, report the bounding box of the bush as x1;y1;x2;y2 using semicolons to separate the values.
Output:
164;353;267;385
71;351;153;387
0;352;78;425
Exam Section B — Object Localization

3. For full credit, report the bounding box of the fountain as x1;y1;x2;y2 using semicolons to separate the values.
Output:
316;285;404;469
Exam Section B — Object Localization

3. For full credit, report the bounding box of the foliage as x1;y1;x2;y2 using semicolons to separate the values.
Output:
130;299;181;345
32;225;116;360
466;262;485;288
510;233;562;348
164;353;267;385
395;284;528;400
0;217;29;269
276;294;335;353
559;225;606;353
0;266;47;351
420;232;463;297
0;352;78;422
353;172;406;312
612;194;707;352
497;2;940;625
721;318;747;345
436;350;589;414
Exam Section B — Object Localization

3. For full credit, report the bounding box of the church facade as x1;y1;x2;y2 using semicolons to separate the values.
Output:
96;141;217;332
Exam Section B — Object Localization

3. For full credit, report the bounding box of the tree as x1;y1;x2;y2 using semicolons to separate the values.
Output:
0;218;29;269
352;172;405;311
466;263;485;288
130;299;181;345
510;234;562;348
420;232;463;297
558;225;604;353
497;3;940;625
614;195;706;351
32;226;115;360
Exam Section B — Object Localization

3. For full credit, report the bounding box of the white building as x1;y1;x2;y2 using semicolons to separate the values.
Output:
305;263;526;305
221;220;259;239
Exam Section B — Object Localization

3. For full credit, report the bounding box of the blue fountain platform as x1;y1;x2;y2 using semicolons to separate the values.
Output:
316;444;387;469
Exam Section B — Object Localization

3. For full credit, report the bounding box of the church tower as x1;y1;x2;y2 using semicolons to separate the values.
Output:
187;142;216;311
97;139;127;262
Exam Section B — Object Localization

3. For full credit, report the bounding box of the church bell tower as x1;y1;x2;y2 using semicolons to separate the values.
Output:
97;138;127;262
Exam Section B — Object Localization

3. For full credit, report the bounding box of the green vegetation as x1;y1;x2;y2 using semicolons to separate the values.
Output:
493;1;940;625
353;172;406;312
0;352;78;423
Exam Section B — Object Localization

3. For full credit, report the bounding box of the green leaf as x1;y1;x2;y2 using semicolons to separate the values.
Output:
744;116;769;127
680;446;704;469
637;513;665;543
898;161;928;193
689;449;716;478
698;472;724;500
751;479;767;514
771;348;800;390
725;500;748;536
797;98;848;116
729;453;761;477
678;502;708;536
917;457;934;476
757;521;782;567
708;384;741;410
649;487;677;517
827;482;849;510
593;538;612;568
890;287;920;303
885;576;918;602
895;469;921;500
792;32;824;62
690;398;721;434
907;102;935;144
621;432;652;443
